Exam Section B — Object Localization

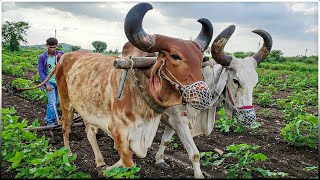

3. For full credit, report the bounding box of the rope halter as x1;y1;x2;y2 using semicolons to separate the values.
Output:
159;59;213;110
225;86;256;126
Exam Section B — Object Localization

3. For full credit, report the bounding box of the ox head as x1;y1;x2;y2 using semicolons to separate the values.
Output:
124;3;213;110
211;25;272;126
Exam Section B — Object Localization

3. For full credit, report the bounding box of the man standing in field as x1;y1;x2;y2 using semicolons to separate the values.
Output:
38;37;64;126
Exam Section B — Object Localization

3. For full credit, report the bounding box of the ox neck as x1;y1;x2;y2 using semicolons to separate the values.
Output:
134;76;167;114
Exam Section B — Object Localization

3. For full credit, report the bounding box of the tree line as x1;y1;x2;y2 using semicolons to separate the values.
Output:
1;21;115;54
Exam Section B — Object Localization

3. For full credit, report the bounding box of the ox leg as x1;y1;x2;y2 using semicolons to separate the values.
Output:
60;105;74;155
107;128;134;169
155;125;175;168
174;118;204;178
85;123;106;167
56;74;74;155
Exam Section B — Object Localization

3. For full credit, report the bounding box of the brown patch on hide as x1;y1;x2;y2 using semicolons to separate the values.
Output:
193;153;200;162
113;128;134;168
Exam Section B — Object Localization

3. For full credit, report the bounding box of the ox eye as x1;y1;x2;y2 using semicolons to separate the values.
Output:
233;79;241;87
170;54;181;60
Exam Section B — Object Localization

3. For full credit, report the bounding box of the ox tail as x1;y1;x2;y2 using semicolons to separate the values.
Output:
13;64;59;92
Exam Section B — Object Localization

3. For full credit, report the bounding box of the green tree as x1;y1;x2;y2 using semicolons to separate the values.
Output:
92;41;107;53
71;45;81;51
233;51;255;59
2;21;30;51
265;50;285;62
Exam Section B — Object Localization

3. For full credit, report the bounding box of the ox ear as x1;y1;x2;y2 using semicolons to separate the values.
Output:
215;68;228;96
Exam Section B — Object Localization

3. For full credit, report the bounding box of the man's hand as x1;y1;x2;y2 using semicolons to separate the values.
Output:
57;53;63;58
46;84;52;91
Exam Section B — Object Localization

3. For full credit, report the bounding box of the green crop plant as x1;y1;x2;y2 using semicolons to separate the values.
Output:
200;144;288;178
215;108;245;133
168;137;180;149
200;151;224;167
280;114;318;149
223;144;288;178
102;165;140;179
11;78;47;103
256;92;273;106
2;107;91;178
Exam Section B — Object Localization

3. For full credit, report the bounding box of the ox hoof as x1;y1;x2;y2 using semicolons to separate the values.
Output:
96;162;106;168
96;165;107;177
155;161;170;169
195;173;205;178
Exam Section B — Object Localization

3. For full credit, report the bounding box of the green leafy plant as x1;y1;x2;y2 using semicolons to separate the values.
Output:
280;114;318;149
2;107;91;178
215;108;245;133
256;92;273;106
223;144;288;178
102;165;140;179
200;151;224;167
11;78;47;103
168;137;180;149
257;108;271;116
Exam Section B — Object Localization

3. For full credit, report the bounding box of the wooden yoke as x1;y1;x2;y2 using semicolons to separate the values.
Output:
114;57;157;69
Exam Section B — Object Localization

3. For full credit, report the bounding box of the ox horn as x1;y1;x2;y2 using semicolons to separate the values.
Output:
252;29;273;64
211;25;236;66
211;25;235;66
193;18;213;52
124;3;156;52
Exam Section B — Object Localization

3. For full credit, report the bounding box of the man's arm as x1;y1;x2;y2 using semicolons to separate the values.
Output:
38;54;50;87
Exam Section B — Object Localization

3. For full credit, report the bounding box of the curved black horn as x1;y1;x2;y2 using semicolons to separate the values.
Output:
211;25;235;66
193;18;213;52
124;3;156;52
252;29;272;64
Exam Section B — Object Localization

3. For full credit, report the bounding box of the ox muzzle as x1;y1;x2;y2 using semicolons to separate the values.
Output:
226;87;256;126
160;59;213;110
180;81;213;110
233;106;256;126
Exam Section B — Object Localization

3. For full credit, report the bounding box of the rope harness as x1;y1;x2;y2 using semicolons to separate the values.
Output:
201;61;256;126
159;59;213;110
117;57;167;114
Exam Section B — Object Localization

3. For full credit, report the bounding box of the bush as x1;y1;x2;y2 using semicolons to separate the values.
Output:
280;114;318;149
1;107;91;178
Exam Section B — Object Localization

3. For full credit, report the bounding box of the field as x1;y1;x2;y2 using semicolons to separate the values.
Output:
2;49;318;178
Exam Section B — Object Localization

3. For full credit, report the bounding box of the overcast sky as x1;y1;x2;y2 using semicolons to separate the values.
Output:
1;1;318;56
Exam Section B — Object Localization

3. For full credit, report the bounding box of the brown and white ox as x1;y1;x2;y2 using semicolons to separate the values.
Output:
42;3;213;171
122;24;272;178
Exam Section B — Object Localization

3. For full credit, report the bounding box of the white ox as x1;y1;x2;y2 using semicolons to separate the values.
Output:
155;25;272;178
54;3;214;171
122;24;272;178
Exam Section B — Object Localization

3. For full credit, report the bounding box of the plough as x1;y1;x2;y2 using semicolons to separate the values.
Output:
26;114;84;132
27;122;85;132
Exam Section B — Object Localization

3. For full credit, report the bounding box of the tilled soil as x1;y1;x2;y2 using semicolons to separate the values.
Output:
2;74;318;178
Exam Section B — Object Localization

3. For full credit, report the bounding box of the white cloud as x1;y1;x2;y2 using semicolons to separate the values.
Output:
290;3;317;15
1;2;318;56
305;25;318;34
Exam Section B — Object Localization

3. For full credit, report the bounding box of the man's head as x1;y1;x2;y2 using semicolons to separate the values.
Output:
46;37;58;54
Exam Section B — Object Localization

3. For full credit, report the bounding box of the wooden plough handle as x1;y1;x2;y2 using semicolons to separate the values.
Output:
26;122;84;132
